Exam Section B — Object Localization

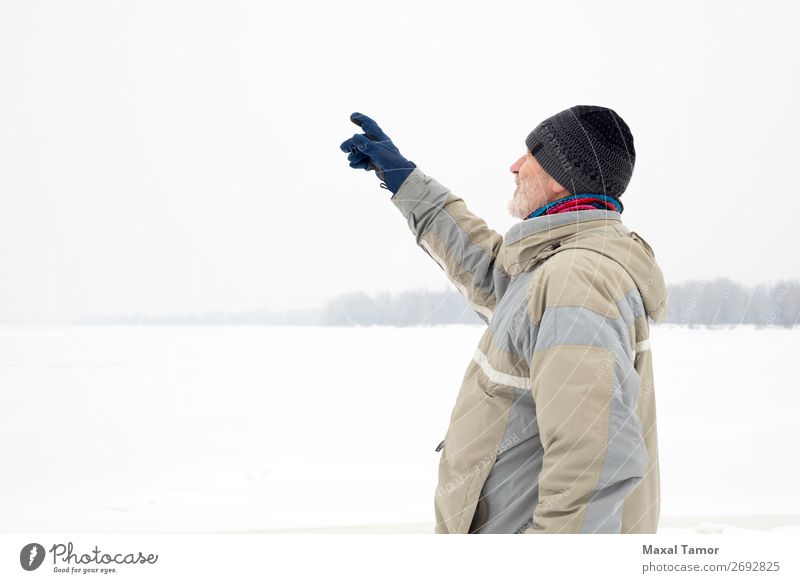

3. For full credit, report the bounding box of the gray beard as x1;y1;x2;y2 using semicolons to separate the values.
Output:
508;186;534;219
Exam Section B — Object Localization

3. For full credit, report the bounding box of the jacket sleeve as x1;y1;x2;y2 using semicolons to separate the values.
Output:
390;168;511;324
525;281;649;534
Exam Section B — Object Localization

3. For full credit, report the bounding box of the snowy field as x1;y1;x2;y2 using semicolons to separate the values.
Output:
1;324;798;534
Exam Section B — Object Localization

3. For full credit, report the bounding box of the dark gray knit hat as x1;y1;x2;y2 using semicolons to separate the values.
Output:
525;105;635;197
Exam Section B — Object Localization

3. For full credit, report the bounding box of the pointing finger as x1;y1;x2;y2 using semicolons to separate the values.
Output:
350;112;389;142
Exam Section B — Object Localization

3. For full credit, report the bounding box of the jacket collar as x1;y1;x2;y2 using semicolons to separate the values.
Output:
499;209;668;322
505;209;622;245
501;210;622;277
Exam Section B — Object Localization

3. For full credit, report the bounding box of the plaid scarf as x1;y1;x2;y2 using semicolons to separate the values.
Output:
526;193;623;219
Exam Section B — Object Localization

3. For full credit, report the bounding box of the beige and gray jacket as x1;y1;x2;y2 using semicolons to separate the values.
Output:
391;168;668;534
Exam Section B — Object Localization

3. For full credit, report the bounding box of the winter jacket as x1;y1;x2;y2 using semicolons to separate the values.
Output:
391;168;668;534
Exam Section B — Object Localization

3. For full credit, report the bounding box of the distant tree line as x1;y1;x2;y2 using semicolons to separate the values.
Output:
83;278;800;327
82;289;481;326
665;278;800;327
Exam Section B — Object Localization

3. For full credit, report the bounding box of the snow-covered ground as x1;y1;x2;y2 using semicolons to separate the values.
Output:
1;324;798;533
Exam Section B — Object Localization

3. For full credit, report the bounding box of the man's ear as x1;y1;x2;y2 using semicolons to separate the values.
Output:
550;177;568;196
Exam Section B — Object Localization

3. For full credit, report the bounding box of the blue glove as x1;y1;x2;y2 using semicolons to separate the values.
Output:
339;112;417;194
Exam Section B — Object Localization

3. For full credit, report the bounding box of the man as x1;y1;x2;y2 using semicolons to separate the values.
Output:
339;106;668;534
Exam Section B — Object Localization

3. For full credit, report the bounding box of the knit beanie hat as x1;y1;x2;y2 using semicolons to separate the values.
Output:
525;105;635;197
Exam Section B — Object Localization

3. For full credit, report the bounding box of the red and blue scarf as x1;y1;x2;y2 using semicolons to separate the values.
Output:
526;193;623;219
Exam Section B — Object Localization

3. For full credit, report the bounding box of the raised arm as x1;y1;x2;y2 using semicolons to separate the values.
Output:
339;112;510;323
390;168;509;323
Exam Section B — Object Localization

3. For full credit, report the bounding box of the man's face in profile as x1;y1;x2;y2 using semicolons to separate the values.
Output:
507;151;562;219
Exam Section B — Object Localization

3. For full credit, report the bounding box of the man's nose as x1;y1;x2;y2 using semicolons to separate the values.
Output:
510;156;523;174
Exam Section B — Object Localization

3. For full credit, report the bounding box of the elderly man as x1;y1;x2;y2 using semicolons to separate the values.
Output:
339;106;667;534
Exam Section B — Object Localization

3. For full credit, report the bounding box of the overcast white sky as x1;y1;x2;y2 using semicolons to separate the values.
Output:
1;0;799;323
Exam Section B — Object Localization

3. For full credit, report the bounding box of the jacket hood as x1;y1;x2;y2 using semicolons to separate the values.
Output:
500;210;668;322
